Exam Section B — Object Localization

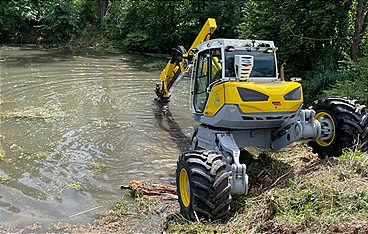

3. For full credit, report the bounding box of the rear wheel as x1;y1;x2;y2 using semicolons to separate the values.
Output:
308;97;368;157
176;150;231;220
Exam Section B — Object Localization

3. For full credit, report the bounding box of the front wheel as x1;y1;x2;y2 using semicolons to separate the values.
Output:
308;97;368;157
176;150;231;220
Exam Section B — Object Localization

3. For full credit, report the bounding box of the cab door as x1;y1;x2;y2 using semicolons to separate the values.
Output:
193;49;222;114
193;50;210;113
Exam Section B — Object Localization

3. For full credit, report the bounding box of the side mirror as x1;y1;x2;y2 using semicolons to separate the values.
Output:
280;63;286;81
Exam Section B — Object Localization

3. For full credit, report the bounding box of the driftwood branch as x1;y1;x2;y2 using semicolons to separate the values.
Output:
122;180;177;200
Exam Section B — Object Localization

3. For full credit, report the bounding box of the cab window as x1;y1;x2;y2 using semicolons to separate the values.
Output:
193;49;223;113
193;50;209;113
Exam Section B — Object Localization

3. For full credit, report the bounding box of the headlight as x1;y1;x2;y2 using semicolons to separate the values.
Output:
284;87;301;100
237;88;269;102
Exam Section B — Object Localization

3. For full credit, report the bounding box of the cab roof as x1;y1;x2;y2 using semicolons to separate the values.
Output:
195;39;276;53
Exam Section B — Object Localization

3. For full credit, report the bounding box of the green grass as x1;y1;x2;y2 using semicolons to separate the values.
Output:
111;200;129;217
166;146;368;234
135;196;157;210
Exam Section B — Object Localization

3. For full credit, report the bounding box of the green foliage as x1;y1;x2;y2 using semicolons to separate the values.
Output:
167;219;215;234
273;150;368;227
340;148;368;177
0;0;45;43
239;0;351;76
111;200;129;217
41;0;79;44
322;58;368;105
135;197;157;210
302;61;347;104
122;31;151;51
100;0;130;41
111;0;246;52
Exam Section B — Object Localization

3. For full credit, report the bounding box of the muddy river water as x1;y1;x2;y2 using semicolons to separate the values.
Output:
0;45;194;227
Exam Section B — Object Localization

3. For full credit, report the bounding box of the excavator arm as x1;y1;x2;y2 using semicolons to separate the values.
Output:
155;18;217;103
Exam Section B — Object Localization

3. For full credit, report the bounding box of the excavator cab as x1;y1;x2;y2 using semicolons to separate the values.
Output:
190;39;303;131
192;40;279;115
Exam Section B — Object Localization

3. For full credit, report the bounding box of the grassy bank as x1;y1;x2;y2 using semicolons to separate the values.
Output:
166;145;368;234
1;144;367;233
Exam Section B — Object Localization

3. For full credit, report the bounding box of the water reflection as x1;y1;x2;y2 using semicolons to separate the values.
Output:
153;101;191;152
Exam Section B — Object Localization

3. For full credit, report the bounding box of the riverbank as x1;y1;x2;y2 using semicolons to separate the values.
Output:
1;144;367;233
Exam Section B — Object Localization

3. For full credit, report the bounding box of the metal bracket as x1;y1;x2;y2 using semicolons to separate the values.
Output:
271;109;321;150
217;133;249;195
193;126;249;195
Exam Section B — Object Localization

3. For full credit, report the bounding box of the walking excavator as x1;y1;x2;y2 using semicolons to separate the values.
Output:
154;18;368;220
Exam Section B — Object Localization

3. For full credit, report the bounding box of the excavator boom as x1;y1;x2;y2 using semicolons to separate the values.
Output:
155;18;217;103
188;18;217;55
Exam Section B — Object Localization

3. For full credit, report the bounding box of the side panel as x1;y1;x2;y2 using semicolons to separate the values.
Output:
203;83;225;117
224;81;303;113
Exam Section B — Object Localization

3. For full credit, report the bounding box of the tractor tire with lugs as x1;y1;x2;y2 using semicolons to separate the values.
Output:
308;97;368;157
176;150;231;220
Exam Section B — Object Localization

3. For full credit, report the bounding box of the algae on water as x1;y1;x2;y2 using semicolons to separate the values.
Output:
0;98;16;105
0;106;64;120
0;150;5;160
62;182;83;191
0;176;8;183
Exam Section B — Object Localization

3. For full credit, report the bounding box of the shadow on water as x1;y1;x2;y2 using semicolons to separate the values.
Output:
0;46;125;67
152;101;191;153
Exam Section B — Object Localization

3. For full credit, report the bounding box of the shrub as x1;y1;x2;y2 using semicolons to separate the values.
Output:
322;58;368;106
40;0;78;44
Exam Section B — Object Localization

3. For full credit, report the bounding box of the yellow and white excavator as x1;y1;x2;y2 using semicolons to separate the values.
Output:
155;18;368;220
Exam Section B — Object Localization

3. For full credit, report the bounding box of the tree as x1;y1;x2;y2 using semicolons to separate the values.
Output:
351;0;368;60
98;0;108;20
239;0;351;75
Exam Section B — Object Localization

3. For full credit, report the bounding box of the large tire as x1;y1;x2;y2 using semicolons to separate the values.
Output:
308;97;368;158
176;150;231;220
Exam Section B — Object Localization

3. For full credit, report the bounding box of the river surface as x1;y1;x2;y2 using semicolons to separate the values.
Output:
0;45;194;227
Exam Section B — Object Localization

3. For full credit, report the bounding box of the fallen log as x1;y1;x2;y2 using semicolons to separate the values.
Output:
121;180;177;200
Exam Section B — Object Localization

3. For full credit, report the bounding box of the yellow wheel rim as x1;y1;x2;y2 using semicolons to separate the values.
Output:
315;111;336;146
179;168;190;207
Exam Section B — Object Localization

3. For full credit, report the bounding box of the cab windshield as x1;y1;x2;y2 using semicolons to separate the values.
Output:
225;49;276;78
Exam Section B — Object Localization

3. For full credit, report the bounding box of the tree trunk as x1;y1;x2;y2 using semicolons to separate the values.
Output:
98;0;109;20
351;0;368;61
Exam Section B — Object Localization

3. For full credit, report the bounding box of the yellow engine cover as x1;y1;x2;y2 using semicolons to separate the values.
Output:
204;81;303;116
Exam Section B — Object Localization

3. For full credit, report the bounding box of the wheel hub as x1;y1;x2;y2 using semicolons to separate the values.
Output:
315;112;335;146
179;168;190;207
